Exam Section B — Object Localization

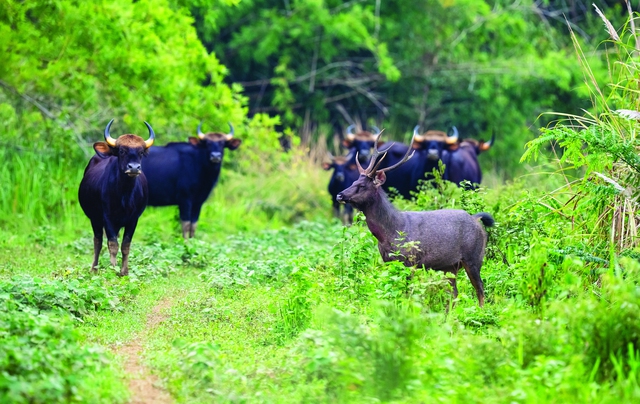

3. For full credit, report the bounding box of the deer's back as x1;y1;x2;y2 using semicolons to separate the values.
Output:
393;209;487;269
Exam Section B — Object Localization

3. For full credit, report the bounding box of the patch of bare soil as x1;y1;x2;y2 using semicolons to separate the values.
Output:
116;298;174;404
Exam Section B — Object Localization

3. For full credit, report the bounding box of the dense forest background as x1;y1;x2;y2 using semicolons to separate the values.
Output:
0;0;627;177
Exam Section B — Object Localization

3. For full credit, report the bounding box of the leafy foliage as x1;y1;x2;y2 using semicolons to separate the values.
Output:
0;305;127;404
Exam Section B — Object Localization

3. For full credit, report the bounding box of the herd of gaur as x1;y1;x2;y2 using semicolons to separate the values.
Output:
79;120;494;306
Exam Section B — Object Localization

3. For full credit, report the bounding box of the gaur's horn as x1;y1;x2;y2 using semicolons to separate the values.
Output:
144;121;155;148
447;126;459;144
486;133;495;147
226;122;235;140
413;125;424;143
346;124;356;141
480;133;495;151
197;122;205;140
104;119;117;147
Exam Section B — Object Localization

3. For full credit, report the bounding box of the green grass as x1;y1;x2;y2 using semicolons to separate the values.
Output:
2;139;640;403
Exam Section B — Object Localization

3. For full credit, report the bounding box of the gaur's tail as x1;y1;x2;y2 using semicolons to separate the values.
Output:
473;212;495;227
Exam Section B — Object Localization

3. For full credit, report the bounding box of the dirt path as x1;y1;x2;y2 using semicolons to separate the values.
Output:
117;298;174;404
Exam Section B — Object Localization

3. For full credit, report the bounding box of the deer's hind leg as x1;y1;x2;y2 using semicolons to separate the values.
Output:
461;260;485;307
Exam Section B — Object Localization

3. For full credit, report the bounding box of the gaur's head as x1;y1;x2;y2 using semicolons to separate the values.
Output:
93;119;155;177
190;122;241;164
412;125;458;161
342;125;383;164
323;154;356;184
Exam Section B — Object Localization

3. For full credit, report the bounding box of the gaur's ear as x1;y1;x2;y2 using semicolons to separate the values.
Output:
226;138;242;150
447;143;459;151
342;139;352;147
348;164;357;170
188;137;202;146
373;171;386;186
322;162;332;170
93;141;114;158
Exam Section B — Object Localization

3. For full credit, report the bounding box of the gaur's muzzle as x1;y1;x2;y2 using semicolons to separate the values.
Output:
210;152;222;163
126;163;142;177
336;193;347;203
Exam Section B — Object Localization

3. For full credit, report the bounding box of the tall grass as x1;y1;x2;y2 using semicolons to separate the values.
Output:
0;149;85;235
0;141;334;245
522;6;640;253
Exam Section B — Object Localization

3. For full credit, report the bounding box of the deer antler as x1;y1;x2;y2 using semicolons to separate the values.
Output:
376;140;415;174
356;130;415;178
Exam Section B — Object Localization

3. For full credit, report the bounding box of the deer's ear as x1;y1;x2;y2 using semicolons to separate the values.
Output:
374;171;386;186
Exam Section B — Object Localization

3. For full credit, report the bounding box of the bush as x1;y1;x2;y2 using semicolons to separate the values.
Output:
0;305;127;404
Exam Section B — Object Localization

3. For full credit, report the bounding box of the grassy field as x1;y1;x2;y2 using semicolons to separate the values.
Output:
2;144;640;403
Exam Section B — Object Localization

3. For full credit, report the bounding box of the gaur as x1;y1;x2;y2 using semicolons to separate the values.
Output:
323;152;359;225
78;119;155;276
445;134;495;188
143;123;241;238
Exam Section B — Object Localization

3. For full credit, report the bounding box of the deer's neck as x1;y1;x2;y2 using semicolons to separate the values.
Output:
361;190;404;243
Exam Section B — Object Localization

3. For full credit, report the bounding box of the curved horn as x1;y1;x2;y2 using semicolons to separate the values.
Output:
226;122;235;140
346;124;355;134
371;125;381;135
446;126;459;144
486;132;495;147
346;124;356;141
144;121;155;148
412;125;424;143
480;133;495;152
197;122;205;140
104;119;117;147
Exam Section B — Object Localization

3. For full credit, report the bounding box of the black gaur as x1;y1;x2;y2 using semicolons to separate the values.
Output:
78;119;155;276
445;134;495;188
323;152;359;225
143;123;241;238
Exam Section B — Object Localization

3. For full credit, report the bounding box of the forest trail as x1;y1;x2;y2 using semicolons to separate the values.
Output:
117;297;174;404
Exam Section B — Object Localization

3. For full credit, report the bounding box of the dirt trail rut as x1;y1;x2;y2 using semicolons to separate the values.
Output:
117;297;174;404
